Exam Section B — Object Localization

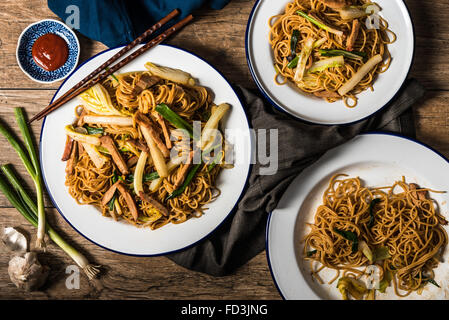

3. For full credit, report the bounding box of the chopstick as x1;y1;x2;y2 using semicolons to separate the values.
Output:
29;10;193;123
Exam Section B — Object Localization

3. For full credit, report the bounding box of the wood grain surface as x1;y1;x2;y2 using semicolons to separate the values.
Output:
0;0;448;300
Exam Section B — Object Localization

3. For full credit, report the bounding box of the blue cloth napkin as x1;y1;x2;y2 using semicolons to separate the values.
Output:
48;0;230;48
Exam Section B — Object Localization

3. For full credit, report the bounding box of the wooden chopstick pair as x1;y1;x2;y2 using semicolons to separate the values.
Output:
29;9;193;123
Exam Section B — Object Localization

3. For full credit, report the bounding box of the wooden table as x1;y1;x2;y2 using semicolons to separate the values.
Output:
0;0;447;299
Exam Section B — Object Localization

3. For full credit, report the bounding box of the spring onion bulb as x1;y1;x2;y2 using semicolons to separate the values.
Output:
133;151;148;195
338;54;383;96
308;56;345;73
145;62;196;86
297;11;343;37
65;125;101;145
0;164;101;279
294;37;315;82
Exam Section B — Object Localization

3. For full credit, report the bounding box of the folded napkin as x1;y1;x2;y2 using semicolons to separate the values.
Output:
167;79;425;276
48;0;230;48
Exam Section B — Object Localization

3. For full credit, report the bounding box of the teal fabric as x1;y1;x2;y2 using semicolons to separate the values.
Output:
48;0;230;48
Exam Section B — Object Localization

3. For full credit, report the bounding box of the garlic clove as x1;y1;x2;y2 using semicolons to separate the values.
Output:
2;227;27;254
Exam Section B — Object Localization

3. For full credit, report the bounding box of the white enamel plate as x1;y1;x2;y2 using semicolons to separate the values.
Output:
246;0;414;124
267;133;449;300
40;45;252;256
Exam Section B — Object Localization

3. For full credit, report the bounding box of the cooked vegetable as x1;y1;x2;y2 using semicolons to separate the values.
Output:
65;125;101;146
290;29;300;60
378;270;392;293
313;37;328;48
79;84;123;115
83;115;133;127
294;37;315;82
0;109;46;249
0;166;100;279
373;246;391;261
308;56;344;73
358;240;374;263
297;11;343;37
337;277;367;300
367;198;381;228
338;3;380;20
133;151;148;196
334;228;358;253
135;112;170;158
83;125;104;135
167;163;202;200
143;132;168;178
200;103;230;150
319;49;366;61
338;54;383;96
139;191;169;217
156;103;193;138
306;250;317;257
145;62;195;86
82;143;109;169
149;159;181;192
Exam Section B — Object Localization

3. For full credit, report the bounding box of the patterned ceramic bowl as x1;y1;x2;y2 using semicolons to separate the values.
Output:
16;19;80;84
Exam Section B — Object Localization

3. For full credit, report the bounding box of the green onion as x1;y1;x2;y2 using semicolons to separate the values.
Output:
307;250;317;257
426;278;441;288
0;165;100;279
308;56;344;73
108;192;117;211
112;171;119;183
287;55;299;69
334;229;358;253
0;108;46;249
207;150;223;172
105;67;119;83
297;11;343;37
290;29;300;59
319;49;367;61
156;103;193;138
367;198;381;228
167;163;202;200
83;125;104;135
144;172;160;182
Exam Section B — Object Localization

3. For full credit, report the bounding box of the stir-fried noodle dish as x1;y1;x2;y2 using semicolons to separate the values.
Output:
62;62;231;230
303;174;448;300
269;0;396;107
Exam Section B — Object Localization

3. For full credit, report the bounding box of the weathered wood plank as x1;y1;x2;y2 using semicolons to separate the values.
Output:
0;208;279;299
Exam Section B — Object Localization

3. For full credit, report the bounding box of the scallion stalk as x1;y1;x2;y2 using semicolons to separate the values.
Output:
0;164;101;279
155;103;193;138
297;11;343;37
0;108;46;249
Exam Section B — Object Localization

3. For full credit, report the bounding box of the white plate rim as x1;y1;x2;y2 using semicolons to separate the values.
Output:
39;44;253;257
266;132;449;299
245;0;416;125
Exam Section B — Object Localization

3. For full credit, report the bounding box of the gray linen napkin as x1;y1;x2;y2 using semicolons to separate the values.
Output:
167;79;425;276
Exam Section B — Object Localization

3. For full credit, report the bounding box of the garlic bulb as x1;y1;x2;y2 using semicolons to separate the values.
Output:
8;252;49;291
2;227;27;253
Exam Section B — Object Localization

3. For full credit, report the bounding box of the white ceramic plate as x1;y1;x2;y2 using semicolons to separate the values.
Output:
40;44;252;256
267;133;449;300
246;0;415;125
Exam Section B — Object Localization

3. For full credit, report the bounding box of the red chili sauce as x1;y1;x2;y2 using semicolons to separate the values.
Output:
31;33;68;71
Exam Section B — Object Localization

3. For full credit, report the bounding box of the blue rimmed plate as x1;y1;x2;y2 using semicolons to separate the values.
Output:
266;133;449;299
39;44;252;256
246;0;415;125
16;19;80;83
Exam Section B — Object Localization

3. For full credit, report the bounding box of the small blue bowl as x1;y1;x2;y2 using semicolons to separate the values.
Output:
16;19;80;84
